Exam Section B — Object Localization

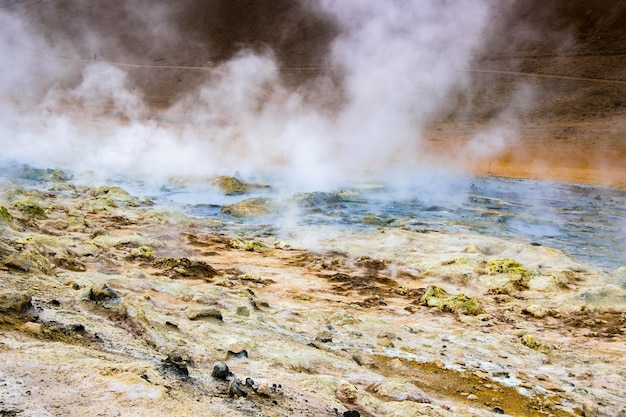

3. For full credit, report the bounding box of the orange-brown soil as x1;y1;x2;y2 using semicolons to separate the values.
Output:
424;117;626;189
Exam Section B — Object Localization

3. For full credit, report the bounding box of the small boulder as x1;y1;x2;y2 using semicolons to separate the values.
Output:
226;342;248;359
520;334;551;353
2;253;33;272
88;284;120;302
0;291;36;318
488;258;529;276
212;362;231;380
16;166;71;182
315;330;333;343
252;298;270;310
420;285;484;316
87;185;134;200
330;310;360;326
522;304;547;318
487;258;530;291
212;176;249;195
162;351;192;377
186;307;223;321
361;214;394;225
421;285;449;308
128;246;154;260
370;378;430;403
256;383;273;396
450;293;484;316
582;399;599;417
229;238;271;253
236;306;250;317
294;191;343;208
336;382;359;403
229;238;247;250
20;321;43;335
221;197;275;217
244;241;270;253
228;378;247;397
0;205;12;224
13;198;47;219
376;337;394;348
153;257;216;280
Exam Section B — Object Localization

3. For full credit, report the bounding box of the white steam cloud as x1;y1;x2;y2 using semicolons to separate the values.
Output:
0;0;514;190
324;1;490;170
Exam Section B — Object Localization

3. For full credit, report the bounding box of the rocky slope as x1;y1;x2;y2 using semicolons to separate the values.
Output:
1;171;625;416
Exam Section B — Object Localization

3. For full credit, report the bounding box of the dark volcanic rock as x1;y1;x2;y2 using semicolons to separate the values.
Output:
211;362;231;380
163;351;192;378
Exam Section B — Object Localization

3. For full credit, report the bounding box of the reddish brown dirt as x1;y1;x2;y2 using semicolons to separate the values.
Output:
423;117;626;189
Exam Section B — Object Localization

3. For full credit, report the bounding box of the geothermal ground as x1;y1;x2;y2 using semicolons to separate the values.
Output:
1;170;625;417
1;1;626;417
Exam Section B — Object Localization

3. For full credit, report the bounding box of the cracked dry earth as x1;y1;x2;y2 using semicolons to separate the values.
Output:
1;177;625;417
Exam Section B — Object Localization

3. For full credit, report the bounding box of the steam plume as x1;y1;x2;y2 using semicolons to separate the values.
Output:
0;0;511;189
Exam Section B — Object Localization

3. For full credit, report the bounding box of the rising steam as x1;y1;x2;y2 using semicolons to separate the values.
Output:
0;0;516;189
